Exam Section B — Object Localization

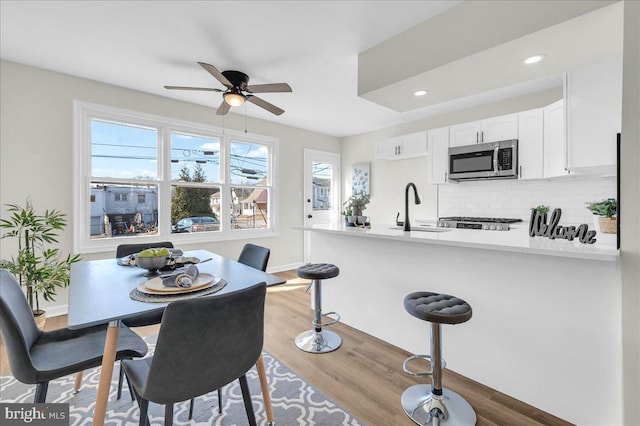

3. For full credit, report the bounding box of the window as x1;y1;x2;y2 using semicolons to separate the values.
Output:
74;102;278;252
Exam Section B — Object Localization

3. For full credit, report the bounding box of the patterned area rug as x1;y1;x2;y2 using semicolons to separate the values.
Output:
0;336;363;425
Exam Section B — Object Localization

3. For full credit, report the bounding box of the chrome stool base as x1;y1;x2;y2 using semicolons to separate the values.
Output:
401;384;476;426
295;329;342;353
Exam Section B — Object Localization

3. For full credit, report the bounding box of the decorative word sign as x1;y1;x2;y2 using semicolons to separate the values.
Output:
529;208;597;244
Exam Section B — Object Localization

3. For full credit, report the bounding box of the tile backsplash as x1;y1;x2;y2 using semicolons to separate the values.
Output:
438;176;616;224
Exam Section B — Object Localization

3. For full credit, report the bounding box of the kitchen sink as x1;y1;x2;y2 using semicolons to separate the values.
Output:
389;226;451;233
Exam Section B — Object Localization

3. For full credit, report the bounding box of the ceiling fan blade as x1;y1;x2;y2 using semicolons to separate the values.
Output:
216;99;231;115
246;83;292;93
198;62;233;88
164;85;223;92
246;95;285;116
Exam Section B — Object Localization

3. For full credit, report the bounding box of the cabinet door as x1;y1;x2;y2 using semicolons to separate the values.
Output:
481;113;518;143
517;109;544;180
449;121;481;147
398;131;428;159
428;127;449;184
566;59;622;174
375;137;399;160
543;100;569;178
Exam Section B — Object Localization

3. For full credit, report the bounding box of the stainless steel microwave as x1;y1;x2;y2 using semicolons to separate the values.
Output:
448;139;518;181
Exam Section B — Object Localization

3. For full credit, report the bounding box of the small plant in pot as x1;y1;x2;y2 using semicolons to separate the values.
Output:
1;199;81;328
343;191;371;226
585;198;617;234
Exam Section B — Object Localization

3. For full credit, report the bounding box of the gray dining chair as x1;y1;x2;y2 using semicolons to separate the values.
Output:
123;281;267;426
188;243;271;418
0;269;148;403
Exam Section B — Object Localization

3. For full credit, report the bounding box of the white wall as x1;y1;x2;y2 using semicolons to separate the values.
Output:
621;1;640;424
0;60;340;314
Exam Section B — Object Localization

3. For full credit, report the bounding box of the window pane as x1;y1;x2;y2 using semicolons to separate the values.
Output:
91;119;158;179
312;162;333;211
171;132;220;184
231;187;268;229
171;185;220;233
229;141;268;186
90;183;158;238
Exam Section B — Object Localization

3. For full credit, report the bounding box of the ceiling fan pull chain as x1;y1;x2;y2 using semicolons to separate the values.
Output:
245;103;248;133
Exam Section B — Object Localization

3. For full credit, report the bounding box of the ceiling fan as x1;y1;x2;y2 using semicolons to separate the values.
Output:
164;62;292;116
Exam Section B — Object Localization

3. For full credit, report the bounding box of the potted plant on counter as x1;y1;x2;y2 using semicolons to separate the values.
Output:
343;191;371;226
585;198;617;234
0;199;81;328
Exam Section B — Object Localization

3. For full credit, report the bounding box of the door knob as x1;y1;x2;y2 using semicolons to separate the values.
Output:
307;214;313;219
307;198;311;203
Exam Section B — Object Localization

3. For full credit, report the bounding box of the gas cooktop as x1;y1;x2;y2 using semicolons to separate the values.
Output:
437;216;523;231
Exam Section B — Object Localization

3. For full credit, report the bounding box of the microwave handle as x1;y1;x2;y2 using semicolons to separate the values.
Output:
493;146;499;174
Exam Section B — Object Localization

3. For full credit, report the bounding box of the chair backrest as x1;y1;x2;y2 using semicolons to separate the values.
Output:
143;282;267;403
0;270;42;384
115;242;174;258
237;243;270;272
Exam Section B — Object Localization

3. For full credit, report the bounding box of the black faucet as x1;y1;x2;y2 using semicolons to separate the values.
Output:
404;182;421;231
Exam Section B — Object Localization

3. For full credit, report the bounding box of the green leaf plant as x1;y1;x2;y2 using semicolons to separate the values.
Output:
1;199;81;316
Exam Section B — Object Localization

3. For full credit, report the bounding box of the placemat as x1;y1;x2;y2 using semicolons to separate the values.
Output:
129;278;227;302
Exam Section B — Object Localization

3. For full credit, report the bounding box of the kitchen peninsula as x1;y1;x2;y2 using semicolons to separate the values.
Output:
301;223;621;425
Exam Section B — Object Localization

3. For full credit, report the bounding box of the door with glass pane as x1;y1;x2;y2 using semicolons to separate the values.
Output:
303;149;340;262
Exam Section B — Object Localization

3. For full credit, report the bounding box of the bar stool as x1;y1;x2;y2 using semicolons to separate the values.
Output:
295;263;341;353
401;291;476;426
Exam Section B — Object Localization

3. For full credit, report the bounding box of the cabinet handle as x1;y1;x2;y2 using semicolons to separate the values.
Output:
395;145;398;156
519;165;522;178
481;131;484;143
476;132;479;144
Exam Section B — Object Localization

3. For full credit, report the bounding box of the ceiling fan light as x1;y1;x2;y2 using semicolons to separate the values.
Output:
224;92;245;107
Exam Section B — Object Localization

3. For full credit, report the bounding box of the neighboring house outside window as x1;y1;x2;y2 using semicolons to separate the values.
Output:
73;101;278;253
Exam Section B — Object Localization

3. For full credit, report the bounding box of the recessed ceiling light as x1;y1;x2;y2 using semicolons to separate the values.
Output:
414;90;428;97
523;54;544;65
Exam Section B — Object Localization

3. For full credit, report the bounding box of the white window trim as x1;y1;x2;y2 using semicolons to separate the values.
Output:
73;101;279;254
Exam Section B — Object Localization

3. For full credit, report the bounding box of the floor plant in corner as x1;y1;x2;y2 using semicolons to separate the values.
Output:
0;199;80;328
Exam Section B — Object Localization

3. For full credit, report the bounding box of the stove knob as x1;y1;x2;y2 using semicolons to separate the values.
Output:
483;224;489;230
489;225;496;230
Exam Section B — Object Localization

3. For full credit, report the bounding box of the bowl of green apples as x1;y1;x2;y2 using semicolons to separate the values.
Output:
135;247;172;276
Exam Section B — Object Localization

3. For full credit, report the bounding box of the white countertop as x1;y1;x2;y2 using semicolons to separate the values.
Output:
300;222;620;262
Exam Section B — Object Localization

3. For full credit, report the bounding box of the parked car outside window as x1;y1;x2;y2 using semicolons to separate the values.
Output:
171;216;219;233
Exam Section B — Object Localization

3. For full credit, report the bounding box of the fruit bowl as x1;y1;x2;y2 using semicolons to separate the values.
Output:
135;254;170;276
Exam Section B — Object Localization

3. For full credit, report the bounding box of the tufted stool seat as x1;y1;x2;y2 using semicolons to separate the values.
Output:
401;291;476;426
296;263;340;280
404;292;472;325
295;263;341;353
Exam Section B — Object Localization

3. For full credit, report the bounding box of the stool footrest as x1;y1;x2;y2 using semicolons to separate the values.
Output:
312;311;341;328
402;354;447;377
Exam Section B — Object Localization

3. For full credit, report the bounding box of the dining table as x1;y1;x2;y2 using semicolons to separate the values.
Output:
67;249;286;426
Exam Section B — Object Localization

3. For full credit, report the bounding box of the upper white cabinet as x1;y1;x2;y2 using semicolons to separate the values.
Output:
517;108;544;180
543;100;569;178
449;113;518;147
428;127;449;184
375;131;428;160
566;59;622;175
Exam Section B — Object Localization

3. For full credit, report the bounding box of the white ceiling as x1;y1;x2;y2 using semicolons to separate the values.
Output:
0;1;621;138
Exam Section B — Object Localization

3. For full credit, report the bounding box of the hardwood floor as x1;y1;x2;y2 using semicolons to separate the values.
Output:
0;270;571;426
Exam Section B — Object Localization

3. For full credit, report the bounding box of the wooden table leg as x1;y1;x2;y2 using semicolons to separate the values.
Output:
73;372;84;393
92;322;120;426
256;354;275;425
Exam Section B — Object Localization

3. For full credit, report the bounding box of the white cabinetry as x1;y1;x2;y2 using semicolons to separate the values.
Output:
449;114;518;147
543;100;569;178
375;131;428;160
566;59;622;175
517;108;544;180
428;127;449;184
